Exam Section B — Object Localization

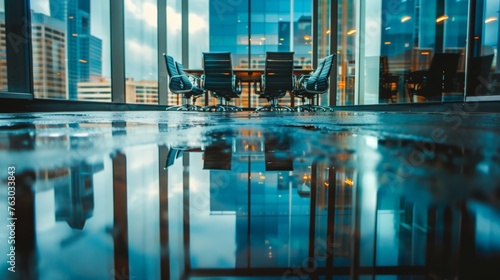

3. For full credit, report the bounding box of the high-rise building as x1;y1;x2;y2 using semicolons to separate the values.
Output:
31;12;67;99
89;35;102;81
50;0;92;100
0;14;7;91
78;79;159;104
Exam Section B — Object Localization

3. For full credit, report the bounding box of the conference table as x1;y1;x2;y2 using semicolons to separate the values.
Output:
184;68;313;108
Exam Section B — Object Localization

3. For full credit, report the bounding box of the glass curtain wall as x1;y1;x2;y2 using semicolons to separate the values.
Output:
467;0;500;100
337;0;356;106
165;0;312;108
323;0;499;105
124;0;158;104
28;0;110;102
9;0;497;107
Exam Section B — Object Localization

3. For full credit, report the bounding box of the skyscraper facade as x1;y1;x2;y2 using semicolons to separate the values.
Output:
50;0;92;100
31;12;67;99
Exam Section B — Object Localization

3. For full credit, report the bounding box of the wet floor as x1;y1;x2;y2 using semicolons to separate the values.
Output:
0;111;500;280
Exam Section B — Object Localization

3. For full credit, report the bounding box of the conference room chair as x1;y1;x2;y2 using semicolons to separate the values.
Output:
163;54;204;111
406;53;461;102
293;54;335;112
202;52;242;112
255;51;295;112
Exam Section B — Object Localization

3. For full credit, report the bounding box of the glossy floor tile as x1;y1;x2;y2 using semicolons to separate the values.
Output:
0;111;499;280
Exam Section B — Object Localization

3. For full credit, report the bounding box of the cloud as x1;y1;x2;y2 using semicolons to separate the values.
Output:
126;0;157;28
126;40;156;65
189;12;208;34
167;6;181;35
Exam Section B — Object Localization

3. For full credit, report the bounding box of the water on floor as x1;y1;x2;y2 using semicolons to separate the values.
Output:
0;111;499;280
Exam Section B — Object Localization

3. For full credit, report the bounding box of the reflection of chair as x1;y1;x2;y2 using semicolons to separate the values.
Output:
163;54;204;111
202;52;242;112
406;53;460;101
466;54;495;96
294;54;336;112
255;52;295;112
165;147;184;168
264;136;293;171
379;56;399;103
203;143;232;170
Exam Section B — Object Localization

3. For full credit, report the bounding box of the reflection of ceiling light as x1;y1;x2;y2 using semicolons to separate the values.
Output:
436;15;449;23
326;29;331;34
260;37;266;41
401;16;411;22
304;35;311;40
384;41;391;45
345;178;354;186
347;29;356;35
385;27;391;30
421;51;430;55
485;17;498;23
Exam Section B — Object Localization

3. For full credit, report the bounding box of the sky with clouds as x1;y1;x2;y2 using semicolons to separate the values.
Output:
1;0;498;80
22;0;209;81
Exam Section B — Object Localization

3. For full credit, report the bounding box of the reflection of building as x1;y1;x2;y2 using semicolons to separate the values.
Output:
78;79;158;103
54;161;103;229
0;15;6;91
30;12;67;99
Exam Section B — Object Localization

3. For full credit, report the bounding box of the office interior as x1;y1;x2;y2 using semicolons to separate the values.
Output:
1;0;500;279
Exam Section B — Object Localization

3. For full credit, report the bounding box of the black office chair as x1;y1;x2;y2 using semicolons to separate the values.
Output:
201;52;242;112
294;54;335;112
406;53;460;102
255;52;295;112
163;54;204;111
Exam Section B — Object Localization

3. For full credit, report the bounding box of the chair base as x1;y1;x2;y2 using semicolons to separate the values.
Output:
255;105;294;112
166;104;201;111
294;104;333;112
202;105;243;112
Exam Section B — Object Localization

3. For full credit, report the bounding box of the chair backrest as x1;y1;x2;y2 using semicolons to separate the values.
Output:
163;54;192;92
175;61;194;88
263;52;295;92
202;52;234;92
164;54;179;77
427;53;461;92
305;54;335;92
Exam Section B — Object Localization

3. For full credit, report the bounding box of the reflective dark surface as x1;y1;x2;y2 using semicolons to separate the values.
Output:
1;111;500;280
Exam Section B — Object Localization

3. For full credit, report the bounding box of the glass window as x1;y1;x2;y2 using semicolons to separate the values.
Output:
188;0;208;69
29;0;110;101
353;0;470;105
124;0;158;104
467;0;500;100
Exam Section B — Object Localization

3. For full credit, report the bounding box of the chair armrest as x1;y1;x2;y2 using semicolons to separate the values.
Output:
292;74;298;90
